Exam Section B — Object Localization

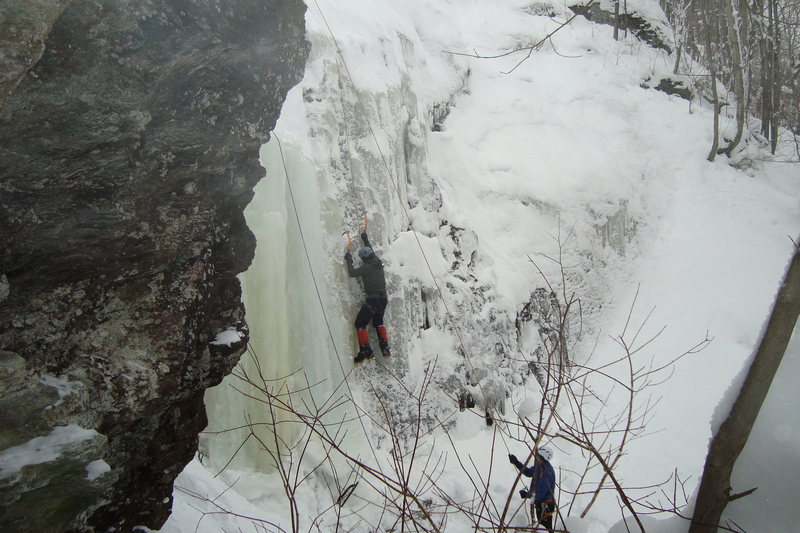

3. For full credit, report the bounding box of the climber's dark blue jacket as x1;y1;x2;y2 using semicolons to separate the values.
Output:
515;457;555;501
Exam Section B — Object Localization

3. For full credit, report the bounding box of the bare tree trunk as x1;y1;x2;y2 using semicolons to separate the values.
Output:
759;0;782;154
690;242;800;533
704;0;721;161
721;0;746;155
768;0;781;154
738;0;751;111
708;72;721;161
760;27;773;140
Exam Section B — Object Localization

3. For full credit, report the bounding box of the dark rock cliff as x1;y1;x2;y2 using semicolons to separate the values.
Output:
0;1;308;531
569;3;671;53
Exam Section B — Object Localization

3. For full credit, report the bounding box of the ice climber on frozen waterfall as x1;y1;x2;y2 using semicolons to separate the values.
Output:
344;229;391;363
509;446;557;532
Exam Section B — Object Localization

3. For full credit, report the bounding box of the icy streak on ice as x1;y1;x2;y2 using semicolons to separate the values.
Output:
202;138;346;475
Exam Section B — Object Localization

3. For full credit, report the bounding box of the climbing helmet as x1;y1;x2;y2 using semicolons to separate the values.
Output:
537;447;553;462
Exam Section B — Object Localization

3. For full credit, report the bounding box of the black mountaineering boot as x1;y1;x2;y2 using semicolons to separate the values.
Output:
379;340;391;357
376;325;391;357
354;343;373;364
355;329;374;363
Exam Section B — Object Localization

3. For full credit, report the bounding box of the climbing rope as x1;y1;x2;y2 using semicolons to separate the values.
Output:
331;53;364;227
272;133;385;471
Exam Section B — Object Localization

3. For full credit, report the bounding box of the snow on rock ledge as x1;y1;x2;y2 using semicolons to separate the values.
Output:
0;1;308;531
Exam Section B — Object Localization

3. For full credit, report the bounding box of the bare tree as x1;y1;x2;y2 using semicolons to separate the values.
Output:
720;0;748;155
756;0;784;153
661;0;800;160
421;231;712;532
703;0;723;161
690;240;800;533
666;0;696;74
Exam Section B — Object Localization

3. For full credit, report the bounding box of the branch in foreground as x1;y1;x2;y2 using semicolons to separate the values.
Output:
443;2;594;73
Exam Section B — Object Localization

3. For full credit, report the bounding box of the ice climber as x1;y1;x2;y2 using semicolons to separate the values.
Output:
345;231;391;363
509;446;556;532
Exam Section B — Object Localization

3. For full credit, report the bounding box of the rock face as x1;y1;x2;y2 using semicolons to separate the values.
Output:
569;3;671;53
0;1;308;531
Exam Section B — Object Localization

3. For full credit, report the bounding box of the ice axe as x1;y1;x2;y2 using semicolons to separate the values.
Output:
343;212;368;252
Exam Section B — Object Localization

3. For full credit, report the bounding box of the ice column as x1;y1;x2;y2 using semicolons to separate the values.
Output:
202;137;344;475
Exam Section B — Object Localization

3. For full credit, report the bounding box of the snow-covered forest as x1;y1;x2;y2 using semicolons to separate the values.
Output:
156;0;799;532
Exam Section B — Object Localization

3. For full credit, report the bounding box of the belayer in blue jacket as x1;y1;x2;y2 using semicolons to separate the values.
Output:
509;447;556;532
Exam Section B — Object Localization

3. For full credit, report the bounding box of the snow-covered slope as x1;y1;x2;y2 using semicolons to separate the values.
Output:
160;1;799;531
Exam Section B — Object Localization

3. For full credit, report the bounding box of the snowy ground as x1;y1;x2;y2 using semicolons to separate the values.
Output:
158;0;799;532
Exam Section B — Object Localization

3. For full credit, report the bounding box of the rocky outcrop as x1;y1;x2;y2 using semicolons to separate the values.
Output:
0;0;71;107
569;3;671;53
0;1;308;531
651;76;693;101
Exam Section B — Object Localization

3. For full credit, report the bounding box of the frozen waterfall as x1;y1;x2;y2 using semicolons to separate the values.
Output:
166;2;800;532
201;137;351;476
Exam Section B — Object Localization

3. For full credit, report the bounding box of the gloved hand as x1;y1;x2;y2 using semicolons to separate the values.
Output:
344;251;352;262
519;489;529;499
508;454;520;466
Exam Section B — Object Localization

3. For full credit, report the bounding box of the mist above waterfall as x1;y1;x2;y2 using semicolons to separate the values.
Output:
161;1;799;532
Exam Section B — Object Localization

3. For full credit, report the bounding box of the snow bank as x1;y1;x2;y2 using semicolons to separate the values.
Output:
0;425;99;479
209;328;245;347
